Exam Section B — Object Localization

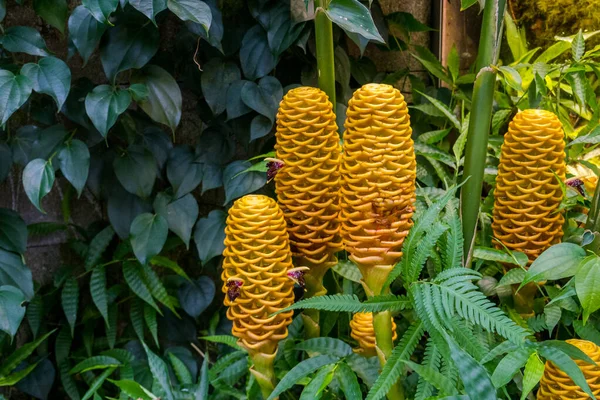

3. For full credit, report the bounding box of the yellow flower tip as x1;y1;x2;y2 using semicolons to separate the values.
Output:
537;339;600;400
340;83;416;272
492;109;566;265
221;194;295;356
350;312;397;357
274;86;342;272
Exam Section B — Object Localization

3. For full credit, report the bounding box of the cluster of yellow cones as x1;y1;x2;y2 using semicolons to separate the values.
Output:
218;83;594;399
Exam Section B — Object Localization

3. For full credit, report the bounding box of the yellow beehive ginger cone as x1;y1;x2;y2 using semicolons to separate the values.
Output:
350;312;397;357
340;83;416;295
274;86;342;298
221;195;295;397
492;109;566;265
537;339;600;399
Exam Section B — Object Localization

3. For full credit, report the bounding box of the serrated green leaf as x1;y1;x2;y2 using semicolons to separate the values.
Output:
70;356;121;374
142;343;174;400
417;91;461;129
85;226;115;270
62;278;79;336
0;329;55;376
81;367;116;400
123;261;160;312
143;303;159;346
572;30;585;62
167;352;193;385
200;335;242;350
109;379;157;400
90;265;109;326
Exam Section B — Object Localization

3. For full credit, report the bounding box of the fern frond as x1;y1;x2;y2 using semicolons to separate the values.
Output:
440;204;463;269
415;339;442;400
366;321;425;400
404;222;449;285
412;271;531;344
385;186;459;288
447;319;488;361
526;314;548;333
273;294;411;315
405;360;458;397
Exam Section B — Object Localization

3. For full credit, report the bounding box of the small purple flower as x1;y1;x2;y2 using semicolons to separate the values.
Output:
287;267;310;289
266;158;284;182
567;178;585;196
226;278;243;302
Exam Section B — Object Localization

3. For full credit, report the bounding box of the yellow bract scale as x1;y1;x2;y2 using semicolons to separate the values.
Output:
350;312;397;357
537;339;600;399
492;109;566;264
221;195;295;357
340;83;416;285
274;87;342;283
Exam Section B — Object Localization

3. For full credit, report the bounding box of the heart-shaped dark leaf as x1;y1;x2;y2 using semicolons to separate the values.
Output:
0;208;27;254
21;56;71;110
188;0;223;52
129;0;167;22
133;65;182;133
0;70;32;125
178;276;215;317
100;22;159;81
325;0;384;43
85;84;132;137
239;25;276;81
0;285;26;338
240;80;278;120
222;160;266;205
108;184;153;239
140;126;173;171
250;114;273;141
0;249;34;300
193;209;226;264
167;0;211;31
16;359;55;400
82;0;119;24
201;163;223;194
68;6;107;65
23;158;55;213
226;80;252;120
262;1;306;55
154;192;199;248
130;213;168;265
2;26;50;56
201;59;240;116
57;139;90;197
167;145;203;198
114;145;156;198
33;0;68;33
196;127;234;165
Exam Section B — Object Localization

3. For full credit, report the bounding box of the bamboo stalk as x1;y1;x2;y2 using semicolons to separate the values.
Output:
461;0;507;263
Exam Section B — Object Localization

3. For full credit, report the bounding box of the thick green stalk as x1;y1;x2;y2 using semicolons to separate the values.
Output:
373;311;405;400
586;181;600;232
461;0;506;262
250;352;277;400
315;0;336;111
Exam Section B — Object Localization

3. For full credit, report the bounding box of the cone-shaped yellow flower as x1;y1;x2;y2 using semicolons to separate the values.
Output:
537;339;600;399
274;86;342;297
221;195;295;397
340;83;416;294
350;312;397;357
492;109;566;264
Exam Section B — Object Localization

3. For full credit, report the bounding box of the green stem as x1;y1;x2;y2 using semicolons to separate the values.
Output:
314;0;336;111
373;311;405;400
586;181;600;232
461;0;507;263
301;262;329;339
250;352;277;400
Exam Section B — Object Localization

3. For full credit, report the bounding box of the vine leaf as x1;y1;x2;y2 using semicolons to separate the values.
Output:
0;208;27;254
82;0;118;24
61;278;79;337
129;0;166;23
0;70;33;125
2;26;50;56
68;6;107;65
0;286;26;339
130;213;168;265
57;139;90;197
167;0;211;31
85;85;131;137
193;209;226;265
23;158;55;213
21;57;71;110
90;265;109;326
33;0;68;33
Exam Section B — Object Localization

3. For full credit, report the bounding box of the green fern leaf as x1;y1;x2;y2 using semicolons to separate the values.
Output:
90;265;109;326
201;335;243;350
62;278;79;336
274;294;410;315
366;321;425;400
404;222;449;284
526;314;547;333
268;355;339;400
415;339;442;400
295;337;353;358
149;256;192;281
0;329;55;376
143;266;178;315
26;294;43;339
439;204;463;269
106;304;117;349
385;186;459;288
59;361;81;400
70;356;122;374
167;352;193;385
208;351;247;384
142;343;174;400
405;360;458;396
84;226;115;270
123;261;160;313
447;319;488;361
130;298;145;341
143;303;159;347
